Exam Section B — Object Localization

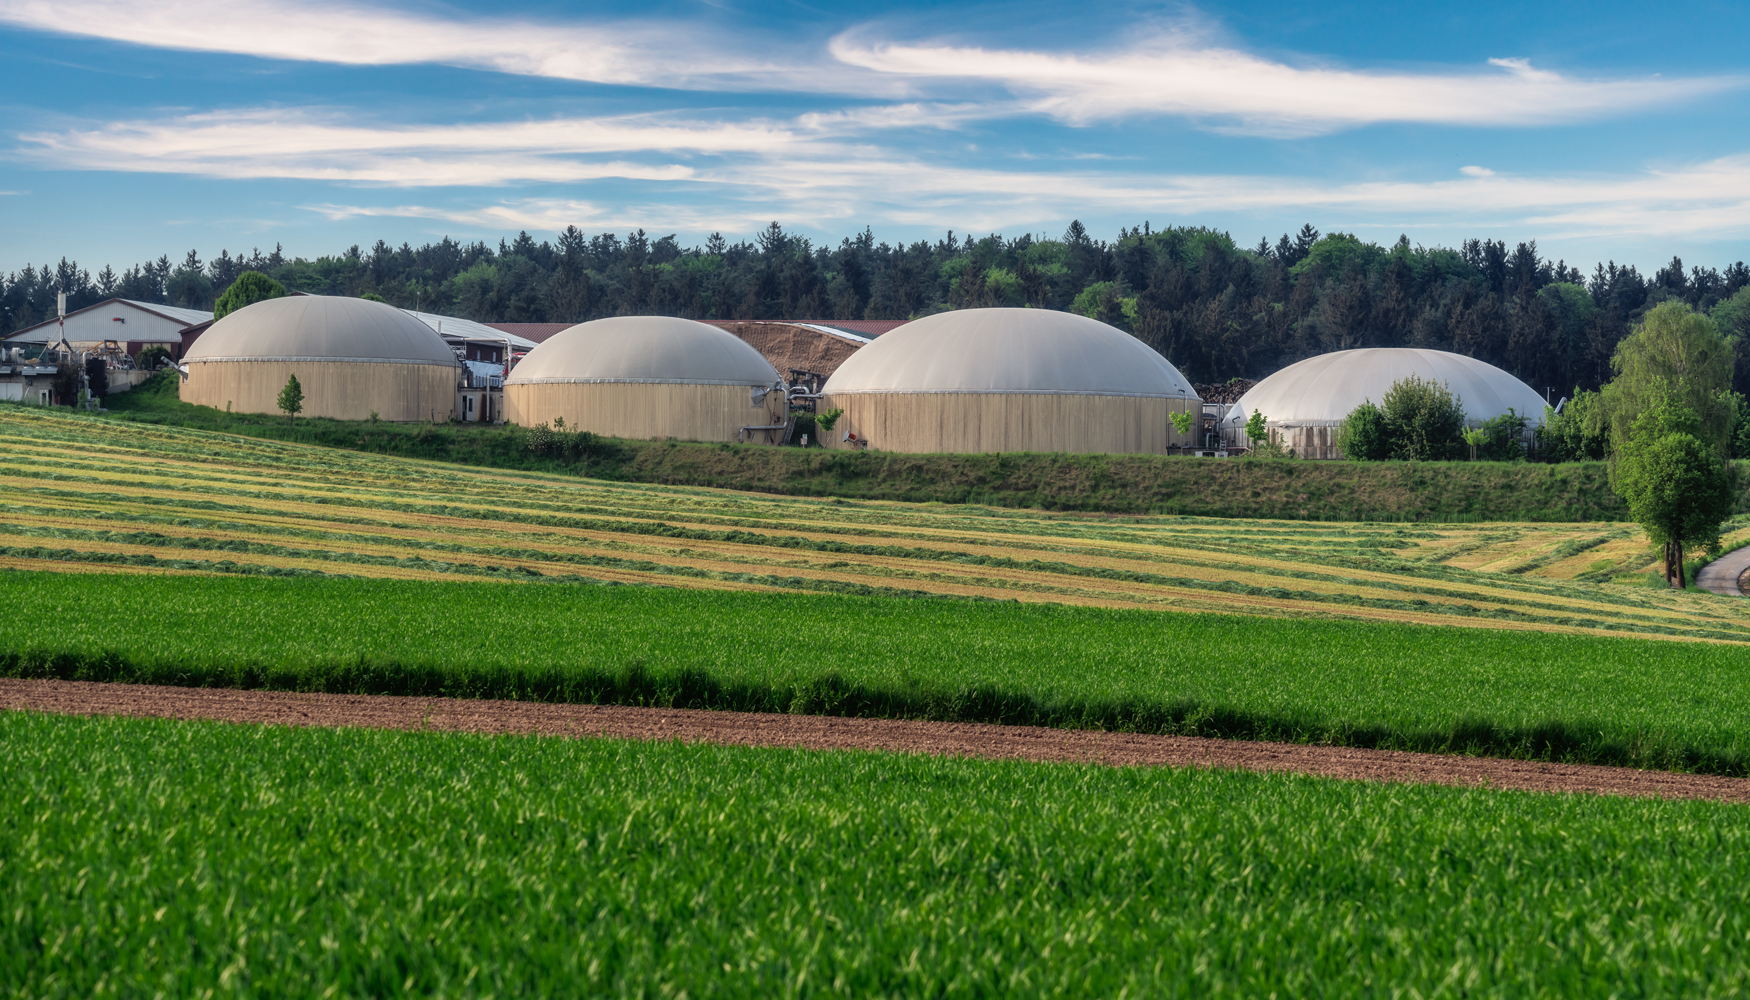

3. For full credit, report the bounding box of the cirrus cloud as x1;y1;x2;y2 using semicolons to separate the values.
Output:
0;0;856;93
827;30;1741;134
37;107;1740;240
1;0;1738;136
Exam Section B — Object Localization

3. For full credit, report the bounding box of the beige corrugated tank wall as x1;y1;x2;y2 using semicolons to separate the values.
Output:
1275;425;1341;460
817;392;1198;454
503;382;791;442
183;361;458;422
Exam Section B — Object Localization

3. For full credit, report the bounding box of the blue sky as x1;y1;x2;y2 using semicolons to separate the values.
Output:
2;0;1747;275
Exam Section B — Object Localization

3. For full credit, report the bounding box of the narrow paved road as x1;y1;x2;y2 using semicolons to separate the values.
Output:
1697;545;1750;596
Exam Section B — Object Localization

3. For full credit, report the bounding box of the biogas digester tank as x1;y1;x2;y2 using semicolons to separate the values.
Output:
182;295;460;421
817;308;1200;454
1229;348;1548;459
503;316;790;443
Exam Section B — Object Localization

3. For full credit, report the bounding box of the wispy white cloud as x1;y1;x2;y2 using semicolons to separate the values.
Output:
828;30;1741;134
17;109;805;186
19;106;1750;240
2;0;1736;138
0;0;860;92
306;199;785;236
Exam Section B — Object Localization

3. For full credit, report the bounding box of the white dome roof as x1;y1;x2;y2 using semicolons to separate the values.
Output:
1232;349;1547;427
506;317;781;386
186;295;458;367
822;308;1195;398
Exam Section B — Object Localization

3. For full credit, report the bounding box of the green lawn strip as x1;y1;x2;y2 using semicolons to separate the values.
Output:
6;572;1750;773
0;543;992;601
4;711;1748;997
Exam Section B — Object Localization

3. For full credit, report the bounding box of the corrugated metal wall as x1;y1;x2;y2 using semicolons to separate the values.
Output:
503;382;790;443
816;393;1199;454
183;361;458;422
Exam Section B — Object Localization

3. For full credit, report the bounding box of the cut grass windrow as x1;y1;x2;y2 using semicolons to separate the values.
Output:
7;571;1750;775
4;407;1750;642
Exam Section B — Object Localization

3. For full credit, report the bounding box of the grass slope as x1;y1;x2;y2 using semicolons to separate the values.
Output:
8;572;1750;774
100;373;1637;520
5;711;1748;997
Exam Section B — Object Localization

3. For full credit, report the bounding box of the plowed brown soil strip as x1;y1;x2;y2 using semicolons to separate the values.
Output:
6;679;1747;804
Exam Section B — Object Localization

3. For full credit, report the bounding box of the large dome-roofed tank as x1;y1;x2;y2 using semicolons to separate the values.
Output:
503;316;791;443
1229;348;1548;459
181;295;460;421
817;308;1200;454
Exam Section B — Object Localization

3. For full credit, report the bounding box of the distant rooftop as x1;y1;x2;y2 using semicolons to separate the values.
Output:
485;319;910;346
2;297;213;342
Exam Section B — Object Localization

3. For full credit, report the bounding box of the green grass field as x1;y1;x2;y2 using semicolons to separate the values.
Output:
9;571;1750;774
4;710;1747;998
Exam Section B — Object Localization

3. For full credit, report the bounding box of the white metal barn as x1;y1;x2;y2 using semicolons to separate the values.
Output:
2;298;210;354
817;308;1201;454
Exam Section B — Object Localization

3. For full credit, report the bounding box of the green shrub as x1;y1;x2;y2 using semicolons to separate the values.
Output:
1537;389;1609;462
1337;401;1390;460
525;421;555;455
1474;408;1530;461
1381;375;1466;461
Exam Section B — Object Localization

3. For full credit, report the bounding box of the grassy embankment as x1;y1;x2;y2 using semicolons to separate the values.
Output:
5;710;1749;997
5;407;1746;637
8;572;1750;773
99;371;1636;520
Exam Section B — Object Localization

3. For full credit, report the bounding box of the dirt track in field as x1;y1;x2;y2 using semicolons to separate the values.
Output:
6;678;1749;804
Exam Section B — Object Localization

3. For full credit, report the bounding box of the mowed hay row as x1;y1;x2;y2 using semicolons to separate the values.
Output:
5;407;1749;642
3;490;1704;636
0;411;1736;630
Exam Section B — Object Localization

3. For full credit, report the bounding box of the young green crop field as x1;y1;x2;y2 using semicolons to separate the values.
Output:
4;710;1748;998
9;571;1750;772
4;407;1748;642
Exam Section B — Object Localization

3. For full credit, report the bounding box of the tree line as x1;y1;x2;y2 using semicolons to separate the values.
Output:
5;221;1749;395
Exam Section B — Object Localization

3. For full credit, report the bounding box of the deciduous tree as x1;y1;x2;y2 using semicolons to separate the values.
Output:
1601;302;1734;455
1611;397;1740;588
278;373;304;426
213;271;287;319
